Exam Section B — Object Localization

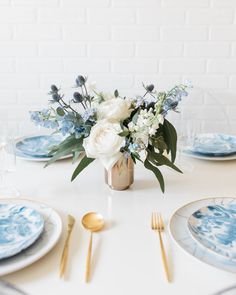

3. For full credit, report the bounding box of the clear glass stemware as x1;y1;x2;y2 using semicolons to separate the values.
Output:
0;136;20;198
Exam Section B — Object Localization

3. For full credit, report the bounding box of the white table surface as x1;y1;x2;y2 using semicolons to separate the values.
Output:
3;155;236;295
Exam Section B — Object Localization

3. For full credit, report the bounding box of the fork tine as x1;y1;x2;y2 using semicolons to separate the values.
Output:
156;212;160;231
151;212;153;229
159;213;164;230
151;212;155;229
154;212;158;230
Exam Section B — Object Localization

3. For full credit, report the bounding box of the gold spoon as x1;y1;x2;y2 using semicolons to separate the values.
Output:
82;212;105;283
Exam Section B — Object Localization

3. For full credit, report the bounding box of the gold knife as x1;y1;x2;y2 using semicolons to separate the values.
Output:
59;214;76;278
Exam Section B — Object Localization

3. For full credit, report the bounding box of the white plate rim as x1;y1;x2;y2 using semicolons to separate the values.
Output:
182;151;236;161
169;196;236;273
0;198;62;276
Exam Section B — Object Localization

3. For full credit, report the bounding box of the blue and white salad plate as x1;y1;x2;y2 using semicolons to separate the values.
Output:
169;197;236;273
188;204;236;261
0;204;44;259
0;199;62;276
15;135;71;162
187;133;236;157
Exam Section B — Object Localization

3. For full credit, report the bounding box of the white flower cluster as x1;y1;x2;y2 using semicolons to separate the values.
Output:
83;94;131;171
128;108;164;148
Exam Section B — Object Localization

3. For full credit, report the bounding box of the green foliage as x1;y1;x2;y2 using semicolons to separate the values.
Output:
147;150;182;173
162;119;177;162
45;135;84;167
71;156;95;181
144;158;165;193
118;130;130;137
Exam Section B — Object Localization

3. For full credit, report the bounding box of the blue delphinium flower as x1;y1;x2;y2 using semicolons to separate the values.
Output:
59;120;75;136
30;111;42;126
30;109;59;129
82;108;96;121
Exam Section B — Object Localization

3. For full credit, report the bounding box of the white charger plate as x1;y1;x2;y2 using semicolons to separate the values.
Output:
169;197;236;273
182;151;236;161
0;199;62;276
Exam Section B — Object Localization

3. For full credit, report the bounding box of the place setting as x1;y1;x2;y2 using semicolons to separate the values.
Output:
169;197;236;274
182;133;236;161
0;198;62;277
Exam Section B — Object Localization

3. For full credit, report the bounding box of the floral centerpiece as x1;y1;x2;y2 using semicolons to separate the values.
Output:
30;75;191;192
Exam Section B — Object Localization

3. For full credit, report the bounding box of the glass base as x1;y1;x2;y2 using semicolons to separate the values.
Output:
105;156;134;190
0;185;20;198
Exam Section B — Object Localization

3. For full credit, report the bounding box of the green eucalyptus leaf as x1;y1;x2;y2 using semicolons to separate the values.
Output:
163;119;177;162
45;137;84;167
71;156;95;181
151;136;167;151
130;154;136;164
48;136;81;156
118;130;130;137
131;152;143;163
72;151;82;164
144;159;165;193
148;150;182;173
131;109;140;125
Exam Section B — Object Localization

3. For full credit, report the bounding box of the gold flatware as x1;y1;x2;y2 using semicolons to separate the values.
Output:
151;212;171;282
82;212;105;283
59;214;76;278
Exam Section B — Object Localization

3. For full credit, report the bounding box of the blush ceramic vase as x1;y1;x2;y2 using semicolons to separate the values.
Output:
105;156;134;190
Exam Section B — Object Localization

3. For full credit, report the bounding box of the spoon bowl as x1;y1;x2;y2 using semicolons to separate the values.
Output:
82;212;105;232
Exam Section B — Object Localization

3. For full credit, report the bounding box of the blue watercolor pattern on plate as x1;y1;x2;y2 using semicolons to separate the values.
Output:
15;135;63;158
188;204;236;260
189;133;236;157
0;204;44;259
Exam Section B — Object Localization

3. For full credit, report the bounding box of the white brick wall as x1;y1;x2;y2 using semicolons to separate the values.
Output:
0;0;235;135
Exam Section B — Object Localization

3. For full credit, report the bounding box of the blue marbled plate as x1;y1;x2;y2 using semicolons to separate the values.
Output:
15;135;62;158
188;204;236;260
0;204;44;259
189;133;236;157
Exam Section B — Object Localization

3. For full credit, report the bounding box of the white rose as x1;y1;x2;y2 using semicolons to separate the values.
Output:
83;120;124;171
97;98;131;122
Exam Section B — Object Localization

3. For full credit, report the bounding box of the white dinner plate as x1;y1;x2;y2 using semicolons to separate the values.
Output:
0;198;62;276
169;197;236;273
182;151;236;161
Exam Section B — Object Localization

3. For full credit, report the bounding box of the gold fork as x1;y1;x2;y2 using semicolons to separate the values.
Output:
151;212;171;282
59;214;76;278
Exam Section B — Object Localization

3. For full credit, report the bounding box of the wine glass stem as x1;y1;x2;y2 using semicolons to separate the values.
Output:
0;172;6;188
